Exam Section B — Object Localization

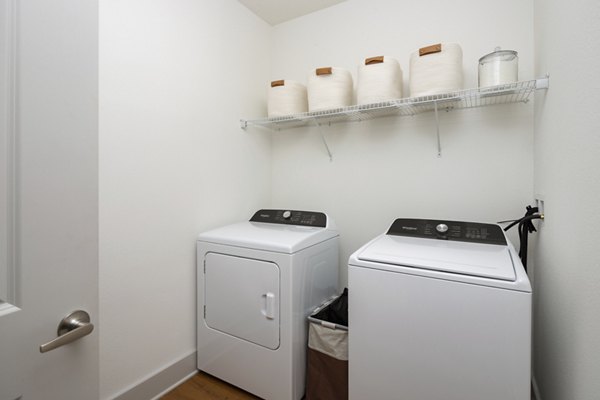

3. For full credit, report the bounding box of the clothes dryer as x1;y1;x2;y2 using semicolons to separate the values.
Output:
197;209;339;400
349;218;531;400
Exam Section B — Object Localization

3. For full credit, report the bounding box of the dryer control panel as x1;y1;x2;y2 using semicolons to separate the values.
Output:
250;209;327;228
387;218;506;245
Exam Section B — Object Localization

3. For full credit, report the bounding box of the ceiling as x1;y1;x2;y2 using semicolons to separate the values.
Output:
238;0;347;26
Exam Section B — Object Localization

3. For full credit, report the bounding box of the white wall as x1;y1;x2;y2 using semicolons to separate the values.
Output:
533;1;600;399
100;2;600;398
99;1;271;398
270;0;535;285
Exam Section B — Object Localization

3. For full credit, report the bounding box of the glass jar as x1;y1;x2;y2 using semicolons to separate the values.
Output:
478;47;518;87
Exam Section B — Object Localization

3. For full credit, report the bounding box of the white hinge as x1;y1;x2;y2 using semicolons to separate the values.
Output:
203;260;206;274
203;305;206;318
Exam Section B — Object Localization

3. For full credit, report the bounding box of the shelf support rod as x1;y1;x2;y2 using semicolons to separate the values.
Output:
310;118;333;162
434;101;442;158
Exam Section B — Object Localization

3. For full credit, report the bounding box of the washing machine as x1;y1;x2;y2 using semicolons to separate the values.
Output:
197;209;339;400
348;218;532;400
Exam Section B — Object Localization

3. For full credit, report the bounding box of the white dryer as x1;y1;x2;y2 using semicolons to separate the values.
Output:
349;218;532;400
197;209;339;400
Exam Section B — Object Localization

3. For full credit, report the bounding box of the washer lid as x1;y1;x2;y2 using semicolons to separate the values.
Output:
198;221;338;254
357;234;516;281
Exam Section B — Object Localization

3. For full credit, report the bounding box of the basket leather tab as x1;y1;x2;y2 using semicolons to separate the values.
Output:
271;80;285;87
365;56;385;65
419;43;442;56
316;67;333;76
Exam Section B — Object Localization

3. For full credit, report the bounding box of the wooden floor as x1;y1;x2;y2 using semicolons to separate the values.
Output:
161;371;536;400
161;371;260;400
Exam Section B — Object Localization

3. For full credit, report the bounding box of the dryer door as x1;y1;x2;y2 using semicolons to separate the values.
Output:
204;252;280;350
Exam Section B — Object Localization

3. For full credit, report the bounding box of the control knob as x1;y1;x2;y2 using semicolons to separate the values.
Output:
282;210;292;220
436;223;449;234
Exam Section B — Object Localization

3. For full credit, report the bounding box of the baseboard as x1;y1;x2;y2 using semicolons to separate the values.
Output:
111;351;197;400
532;376;542;400
150;369;197;400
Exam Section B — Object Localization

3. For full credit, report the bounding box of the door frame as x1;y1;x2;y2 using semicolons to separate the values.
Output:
0;0;18;314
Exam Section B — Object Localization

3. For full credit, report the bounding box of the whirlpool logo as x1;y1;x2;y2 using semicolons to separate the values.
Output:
402;226;418;231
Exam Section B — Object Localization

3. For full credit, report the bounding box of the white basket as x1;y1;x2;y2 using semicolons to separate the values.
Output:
409;43;463;97
307;67;353;112
267;80;308;117
357;56;403;105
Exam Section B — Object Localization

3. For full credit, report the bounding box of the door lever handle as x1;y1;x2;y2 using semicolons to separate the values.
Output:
40;310;94;353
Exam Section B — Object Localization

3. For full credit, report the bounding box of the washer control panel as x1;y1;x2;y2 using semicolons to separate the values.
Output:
250;209;327;228
387;218;506;245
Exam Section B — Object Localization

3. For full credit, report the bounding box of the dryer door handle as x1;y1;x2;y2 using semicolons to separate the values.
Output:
264;292;275;319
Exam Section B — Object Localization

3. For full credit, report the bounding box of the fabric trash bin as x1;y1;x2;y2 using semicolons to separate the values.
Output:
306;288;348;400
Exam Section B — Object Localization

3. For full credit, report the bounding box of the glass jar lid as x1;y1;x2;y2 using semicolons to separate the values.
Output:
479;47;518;64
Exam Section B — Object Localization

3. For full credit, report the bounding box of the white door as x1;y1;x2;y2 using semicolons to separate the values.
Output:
204;253;280;350
0;0;99;399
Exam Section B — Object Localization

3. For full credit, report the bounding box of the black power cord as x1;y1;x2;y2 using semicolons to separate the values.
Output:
499;205;544;272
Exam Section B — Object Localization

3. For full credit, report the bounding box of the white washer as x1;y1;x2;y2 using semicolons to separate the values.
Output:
349;218;532;400
197;209;339;400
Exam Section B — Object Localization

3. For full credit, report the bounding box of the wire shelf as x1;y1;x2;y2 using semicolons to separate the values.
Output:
240;77;548;130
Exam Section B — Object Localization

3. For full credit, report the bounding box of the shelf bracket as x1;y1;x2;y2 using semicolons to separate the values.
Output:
536;75;550;89
240;119;248;130
434;101;442;158
310;118;333;162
